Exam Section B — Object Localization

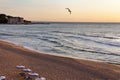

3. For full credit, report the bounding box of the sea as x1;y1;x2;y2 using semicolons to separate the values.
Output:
0;22;120;64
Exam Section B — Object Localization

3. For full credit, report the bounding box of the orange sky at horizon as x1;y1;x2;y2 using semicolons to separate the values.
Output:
1;0;120;22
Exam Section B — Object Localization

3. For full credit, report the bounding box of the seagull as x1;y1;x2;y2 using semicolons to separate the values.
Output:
65;8;72;15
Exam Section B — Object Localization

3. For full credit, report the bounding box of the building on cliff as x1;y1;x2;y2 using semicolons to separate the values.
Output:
7;16;24;24
0;14;31;24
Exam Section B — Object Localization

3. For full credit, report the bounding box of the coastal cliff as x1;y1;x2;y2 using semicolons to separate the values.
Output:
0;14;31;24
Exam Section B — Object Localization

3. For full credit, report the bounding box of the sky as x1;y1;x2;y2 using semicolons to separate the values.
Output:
0;0;120;22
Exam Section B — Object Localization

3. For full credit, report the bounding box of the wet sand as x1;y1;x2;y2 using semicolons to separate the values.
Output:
0;40;120;80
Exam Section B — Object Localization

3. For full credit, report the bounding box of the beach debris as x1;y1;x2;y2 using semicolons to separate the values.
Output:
26;76;32;80
16;65;25;69
35;77;46;80
65;8;72;14
19;72;26;77
40;77;46;80
16;65;45;80
28;73;39;76
0;76;6;80
35;77;41;80
23;68;32;72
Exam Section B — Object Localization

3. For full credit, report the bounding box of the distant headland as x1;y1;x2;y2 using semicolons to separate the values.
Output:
0;14;31;24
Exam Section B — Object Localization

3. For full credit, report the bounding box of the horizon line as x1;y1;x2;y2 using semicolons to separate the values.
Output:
32;21;120;24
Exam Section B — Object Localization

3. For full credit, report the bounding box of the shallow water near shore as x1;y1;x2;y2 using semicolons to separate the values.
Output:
0;23;120;64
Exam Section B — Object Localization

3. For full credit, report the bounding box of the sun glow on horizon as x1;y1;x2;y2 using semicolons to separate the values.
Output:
1;0;120;22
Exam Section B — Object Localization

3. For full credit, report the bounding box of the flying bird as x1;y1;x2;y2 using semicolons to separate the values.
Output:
65;8;72;15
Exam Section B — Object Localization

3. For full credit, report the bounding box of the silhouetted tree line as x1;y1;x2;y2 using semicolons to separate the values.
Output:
0;14;8;24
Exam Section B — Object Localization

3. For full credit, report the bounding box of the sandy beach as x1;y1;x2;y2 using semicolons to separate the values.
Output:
0;40;120;80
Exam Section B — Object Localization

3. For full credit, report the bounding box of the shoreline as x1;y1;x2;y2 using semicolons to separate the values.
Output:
0;39;103;63
0;40;120;80
0;39;115;65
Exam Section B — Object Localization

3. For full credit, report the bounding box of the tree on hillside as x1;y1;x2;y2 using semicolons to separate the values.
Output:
0;14;8;24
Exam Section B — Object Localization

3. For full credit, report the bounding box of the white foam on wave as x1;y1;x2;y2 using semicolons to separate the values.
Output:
1;24;120;64
0;39;107;64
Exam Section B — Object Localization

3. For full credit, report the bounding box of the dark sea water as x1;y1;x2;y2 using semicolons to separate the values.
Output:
0;23;120;64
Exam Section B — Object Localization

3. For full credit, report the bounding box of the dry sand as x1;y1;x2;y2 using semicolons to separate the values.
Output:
0;40;120;80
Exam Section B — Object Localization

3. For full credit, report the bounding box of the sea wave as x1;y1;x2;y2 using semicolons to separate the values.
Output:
0;23;120;64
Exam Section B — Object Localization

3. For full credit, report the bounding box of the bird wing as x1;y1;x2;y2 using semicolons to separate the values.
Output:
65;8;72;14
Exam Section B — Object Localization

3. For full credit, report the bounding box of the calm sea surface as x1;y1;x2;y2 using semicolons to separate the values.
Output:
0;23;120;64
